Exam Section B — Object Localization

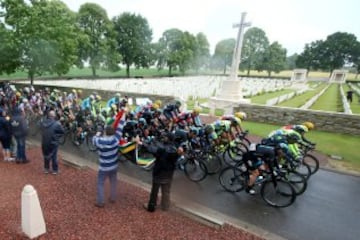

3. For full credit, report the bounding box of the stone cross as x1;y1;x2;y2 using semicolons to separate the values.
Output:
229;12;251;81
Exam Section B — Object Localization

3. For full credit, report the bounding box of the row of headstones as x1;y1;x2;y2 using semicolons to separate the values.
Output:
32;76;293;101
339;85;352;114
265;89;307;106
300;84;331;109
349;83;360;97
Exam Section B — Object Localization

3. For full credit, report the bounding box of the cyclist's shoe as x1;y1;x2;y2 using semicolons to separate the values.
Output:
245;186;256;195
73;140;80;146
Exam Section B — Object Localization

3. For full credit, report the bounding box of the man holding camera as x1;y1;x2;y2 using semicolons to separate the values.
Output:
141;132;184;212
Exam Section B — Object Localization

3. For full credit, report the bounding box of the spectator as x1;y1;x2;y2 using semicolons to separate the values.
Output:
10;107;29;164
142;132;184;212
92;125;120;208
41;110;64;174
92;109;126;208
0;108;14;161
346;90;353;103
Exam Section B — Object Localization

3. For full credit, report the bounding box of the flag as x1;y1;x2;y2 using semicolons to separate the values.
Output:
113;109;126;144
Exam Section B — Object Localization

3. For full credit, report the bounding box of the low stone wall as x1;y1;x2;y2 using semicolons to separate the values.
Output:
234;104;360;135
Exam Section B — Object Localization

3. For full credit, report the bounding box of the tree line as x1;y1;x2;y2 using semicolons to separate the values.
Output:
0;0;359;84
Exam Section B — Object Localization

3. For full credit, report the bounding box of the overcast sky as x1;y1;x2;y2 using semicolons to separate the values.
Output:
61;0;359;55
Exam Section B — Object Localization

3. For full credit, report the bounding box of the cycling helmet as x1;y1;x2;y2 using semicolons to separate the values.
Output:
234;111;247;120
293;125;308;133
302;121;314;131
231;117;242;126
175;100;181;108
138;118;147;126
111;104;117;110
90;95;95;100
95;95;101;101
16;91;21;97
22;98;29;103
193;106;202;114
77;89;83;94
154;99;162;107
72;89;77;93
115;93;121;98
152;103;160;110
204;125;214;134
23;87;30;94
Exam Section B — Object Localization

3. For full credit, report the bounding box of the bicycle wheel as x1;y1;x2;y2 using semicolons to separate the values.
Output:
202;152;222;175
293;161;312;180
86;132;97;151
285;171;307;196
184;158;208;182
303;154;319;175
223;143;247;166
218;166;247;192
261;179;296;208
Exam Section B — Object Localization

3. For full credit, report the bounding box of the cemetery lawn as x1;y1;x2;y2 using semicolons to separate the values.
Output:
250;89;293;104
342;84;360;114
242;121;360;170
310;84;343;112
276;83;327;108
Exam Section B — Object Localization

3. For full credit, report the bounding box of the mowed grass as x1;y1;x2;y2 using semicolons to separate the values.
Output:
342;84;360;115
250;89;293;104
310;84;343;112
242;121;360;168
277;83;327;108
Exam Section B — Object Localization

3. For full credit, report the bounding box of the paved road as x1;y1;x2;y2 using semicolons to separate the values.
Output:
52;139;360;240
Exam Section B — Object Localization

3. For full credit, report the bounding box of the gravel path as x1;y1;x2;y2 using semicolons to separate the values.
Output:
0;146;262;240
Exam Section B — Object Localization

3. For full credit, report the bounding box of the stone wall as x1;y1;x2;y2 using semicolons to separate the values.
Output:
235;104;360;136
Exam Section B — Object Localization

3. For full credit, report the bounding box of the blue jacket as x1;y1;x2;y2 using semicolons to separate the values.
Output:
10;110;28;138
41;118;64;147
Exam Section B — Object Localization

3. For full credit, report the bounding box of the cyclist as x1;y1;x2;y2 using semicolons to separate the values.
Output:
204;120;232;146
163;100;182;131
220;111;246;138
106;93;121;109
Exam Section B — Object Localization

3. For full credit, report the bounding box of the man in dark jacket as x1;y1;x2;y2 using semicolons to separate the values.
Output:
10;107;29;163
41;110;64;174
143;132;184;212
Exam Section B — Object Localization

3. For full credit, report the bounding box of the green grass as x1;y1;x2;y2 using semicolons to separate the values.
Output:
250;89;293;104
276;83;327;108
242;121;360;168
310;84;343;112
342;84;360;115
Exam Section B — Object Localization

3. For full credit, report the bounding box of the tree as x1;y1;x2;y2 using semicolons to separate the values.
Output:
0;23;21;75
285;53;298;70
77;3;115;77
320;32;360;74
259;41;287;77
241;27;269;76
296;40;324;74
156;28;197;76
112;12;153;77
1;0;79;85
212;38;235;74
192;32;210;72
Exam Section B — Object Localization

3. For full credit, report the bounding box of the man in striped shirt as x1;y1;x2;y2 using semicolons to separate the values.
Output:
93;110;125;208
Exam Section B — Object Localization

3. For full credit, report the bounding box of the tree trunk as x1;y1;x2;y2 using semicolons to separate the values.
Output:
126;65;130;77
356;72;359;79
223;59;226;75
28;71;34;86
168;66;172;76
91;66;96;77
267;71;271;77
